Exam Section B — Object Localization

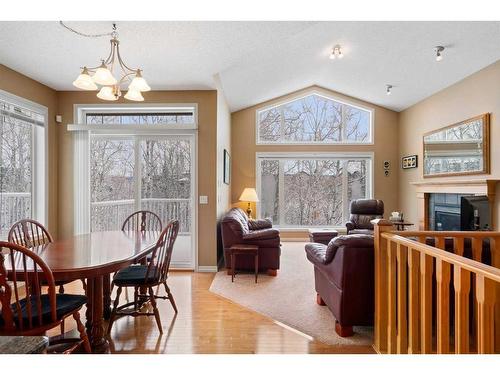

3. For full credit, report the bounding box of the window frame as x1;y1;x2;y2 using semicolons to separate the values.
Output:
255;90;374;145
0;89;48;236
70;103;198;132
70;103;198;270
255;151;374;229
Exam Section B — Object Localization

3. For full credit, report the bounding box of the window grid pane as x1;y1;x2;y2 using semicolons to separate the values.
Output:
257;94;371;144
259;156;371;227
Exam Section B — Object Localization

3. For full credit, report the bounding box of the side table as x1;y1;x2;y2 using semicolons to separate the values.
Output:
229;244;259;283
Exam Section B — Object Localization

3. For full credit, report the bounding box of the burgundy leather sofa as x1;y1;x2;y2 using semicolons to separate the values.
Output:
345;199;384;235
305;234;374;337
221;208;281;275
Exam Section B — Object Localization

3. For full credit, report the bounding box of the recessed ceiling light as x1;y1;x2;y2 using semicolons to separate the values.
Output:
386;85;393;95
329;45;343;60
434;46;445;62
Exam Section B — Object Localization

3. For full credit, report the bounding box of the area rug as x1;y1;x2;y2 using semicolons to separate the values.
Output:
209;242;373;346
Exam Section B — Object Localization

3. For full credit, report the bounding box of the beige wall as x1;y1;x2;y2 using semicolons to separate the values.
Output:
215;78;232;217
0;64;59;237
231;85;400;239
56;90;218;268
398;60;500;228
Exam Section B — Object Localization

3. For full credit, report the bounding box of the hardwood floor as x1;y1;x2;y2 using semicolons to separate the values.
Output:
50;271;375;354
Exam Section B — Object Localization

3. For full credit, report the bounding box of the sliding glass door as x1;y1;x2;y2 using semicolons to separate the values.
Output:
89;134;195;269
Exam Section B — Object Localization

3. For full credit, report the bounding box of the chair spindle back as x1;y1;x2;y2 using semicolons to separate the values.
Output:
0;241;57;333
122;211;162;233
8;219;53;248
146;220;180;283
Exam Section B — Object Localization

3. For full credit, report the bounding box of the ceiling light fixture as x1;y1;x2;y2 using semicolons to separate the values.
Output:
61;21;150;101
386;85;393;95
329;45;343;60
434;46;445;62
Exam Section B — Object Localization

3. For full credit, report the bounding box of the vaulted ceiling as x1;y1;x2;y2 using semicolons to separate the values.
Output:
0;21;499;112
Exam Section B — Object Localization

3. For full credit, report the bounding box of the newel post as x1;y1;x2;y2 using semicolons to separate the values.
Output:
372;219;394;353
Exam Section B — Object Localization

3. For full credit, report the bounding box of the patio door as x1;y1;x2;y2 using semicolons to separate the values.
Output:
90;134;196;269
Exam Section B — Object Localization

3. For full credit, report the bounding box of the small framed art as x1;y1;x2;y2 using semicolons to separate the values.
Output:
223;149;231;184
402;155;418;169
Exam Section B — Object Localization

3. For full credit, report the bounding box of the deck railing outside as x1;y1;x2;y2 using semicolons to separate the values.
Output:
373;219;500;354
91;198;191;233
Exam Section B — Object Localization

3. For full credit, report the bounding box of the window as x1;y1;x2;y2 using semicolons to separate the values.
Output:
257;153;372;227
71;104;197;269
257;92;373;144
0;91;46;238
85;112;194;125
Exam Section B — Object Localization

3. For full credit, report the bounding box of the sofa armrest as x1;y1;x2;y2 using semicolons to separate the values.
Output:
345;221;355;233
242;228;280;241
248;218;273;230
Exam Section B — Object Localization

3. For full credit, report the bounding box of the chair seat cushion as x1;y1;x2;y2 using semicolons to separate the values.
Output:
113;265;160;286
0;294;87;328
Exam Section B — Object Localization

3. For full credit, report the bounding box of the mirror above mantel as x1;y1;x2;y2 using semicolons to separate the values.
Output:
423;113;490;178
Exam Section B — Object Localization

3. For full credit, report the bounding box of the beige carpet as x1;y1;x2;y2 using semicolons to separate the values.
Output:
209;242;373;346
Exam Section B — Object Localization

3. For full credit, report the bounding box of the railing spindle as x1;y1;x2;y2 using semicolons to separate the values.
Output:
454;265;470;354
387;240;397;353
420;252;433;353
408;247;420;354
397;243;408;353
476;274;496;354
436;259;451;353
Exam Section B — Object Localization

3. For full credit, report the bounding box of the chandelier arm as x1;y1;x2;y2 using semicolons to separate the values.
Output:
103;39;115;66
118;72;136;86
115;42;139;73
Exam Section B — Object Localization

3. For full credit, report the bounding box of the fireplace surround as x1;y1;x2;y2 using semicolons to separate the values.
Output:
411;179;500;230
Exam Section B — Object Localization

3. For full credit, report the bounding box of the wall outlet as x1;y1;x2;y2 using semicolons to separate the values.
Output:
199;195;208;204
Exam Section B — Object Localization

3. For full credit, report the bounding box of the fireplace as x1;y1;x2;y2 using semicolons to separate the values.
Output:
411;179;500;230
428;193;469;231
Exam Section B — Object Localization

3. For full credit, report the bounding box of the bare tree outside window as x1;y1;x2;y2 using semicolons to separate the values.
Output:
257;94;371;144
259;157;370;227
0;106;34;238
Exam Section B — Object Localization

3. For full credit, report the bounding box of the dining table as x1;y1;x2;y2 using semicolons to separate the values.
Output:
22;230;159;353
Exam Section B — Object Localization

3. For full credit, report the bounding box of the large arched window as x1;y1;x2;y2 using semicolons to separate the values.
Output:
256;91;373;144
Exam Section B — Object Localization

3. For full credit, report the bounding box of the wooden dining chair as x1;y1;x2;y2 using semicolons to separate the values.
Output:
107;220;180;335
0;241;91;353
8;219;86;333
121;210;162;233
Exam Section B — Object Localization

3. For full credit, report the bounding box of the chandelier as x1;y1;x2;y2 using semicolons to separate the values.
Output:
62;22;150;101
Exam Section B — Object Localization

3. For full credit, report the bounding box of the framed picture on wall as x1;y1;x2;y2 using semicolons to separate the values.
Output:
402;155;418;169
223;149;231;184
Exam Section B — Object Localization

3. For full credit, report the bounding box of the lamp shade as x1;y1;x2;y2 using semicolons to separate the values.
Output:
97;86;118;101
128;70;151;92
239;188;259;202
73;67;98;90
124;88;144;102
92;62;117;85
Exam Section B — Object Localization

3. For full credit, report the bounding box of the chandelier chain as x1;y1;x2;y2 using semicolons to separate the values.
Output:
59;21;116;38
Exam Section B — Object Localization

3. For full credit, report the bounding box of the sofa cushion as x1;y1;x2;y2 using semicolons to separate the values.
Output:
248;218;272;230
348;229;374;235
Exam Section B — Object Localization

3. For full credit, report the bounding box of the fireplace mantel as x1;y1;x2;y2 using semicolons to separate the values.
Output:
411;179;500;230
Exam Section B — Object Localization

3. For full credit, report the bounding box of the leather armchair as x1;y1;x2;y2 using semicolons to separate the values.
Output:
305;234;374;337
345;199;384;235
221;208;281;275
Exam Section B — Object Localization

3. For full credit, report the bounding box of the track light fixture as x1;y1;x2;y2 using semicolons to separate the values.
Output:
329;45;343;60
386;85;392;95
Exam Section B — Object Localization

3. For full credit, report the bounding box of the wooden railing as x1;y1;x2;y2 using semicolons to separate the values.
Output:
373;219;500;354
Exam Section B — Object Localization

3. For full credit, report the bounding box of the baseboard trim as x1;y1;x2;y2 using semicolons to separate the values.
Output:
197;266;218;273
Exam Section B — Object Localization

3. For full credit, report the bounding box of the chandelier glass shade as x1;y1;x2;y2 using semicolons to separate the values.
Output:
69;24;150;101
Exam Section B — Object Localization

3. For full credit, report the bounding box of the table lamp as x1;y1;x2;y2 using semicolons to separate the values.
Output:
239;188;259;219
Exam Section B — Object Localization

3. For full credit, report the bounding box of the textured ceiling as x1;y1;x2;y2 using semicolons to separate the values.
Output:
0;21;499;112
